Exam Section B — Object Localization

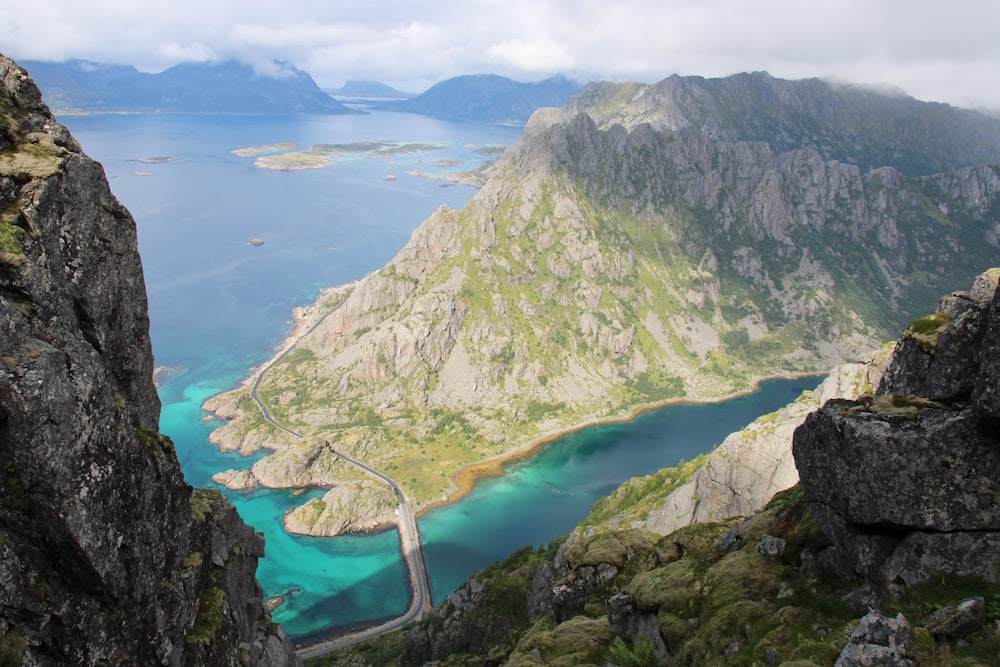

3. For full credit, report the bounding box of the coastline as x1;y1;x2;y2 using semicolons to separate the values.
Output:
204;275;826;523
416;370;827;518
206;280;358;401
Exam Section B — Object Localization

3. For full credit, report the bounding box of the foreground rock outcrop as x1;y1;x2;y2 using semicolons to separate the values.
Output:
0;55;299;665
794;270;1000;598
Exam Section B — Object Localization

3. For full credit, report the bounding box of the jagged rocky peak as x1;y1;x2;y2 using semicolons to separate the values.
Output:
0;54;300;665
793;268;1000;600
543;71;1000;176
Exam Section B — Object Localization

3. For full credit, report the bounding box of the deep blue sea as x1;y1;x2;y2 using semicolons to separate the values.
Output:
60;111;820;641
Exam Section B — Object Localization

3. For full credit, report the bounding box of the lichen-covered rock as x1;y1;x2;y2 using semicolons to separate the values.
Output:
0;54;299;666
605;591;671;666
922;596;987;639
835;612;913;667
878;269;999;401
794;270;1000;597
973;269;1000;421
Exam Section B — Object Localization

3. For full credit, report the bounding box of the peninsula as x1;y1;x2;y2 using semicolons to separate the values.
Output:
205;71;1000;538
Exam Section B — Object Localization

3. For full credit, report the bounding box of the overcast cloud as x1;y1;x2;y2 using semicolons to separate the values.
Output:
2;0;998;110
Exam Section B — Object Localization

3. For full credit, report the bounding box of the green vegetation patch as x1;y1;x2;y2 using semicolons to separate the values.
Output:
186;587;227;645
566;529;655;570
189;488;225;523
585;454;709;527
0;141;63;180
288;498;325;528
182;551;204;569
134;428;176;459
904;311;953;354
0;219;21;255
0;630;25;667
507;615;613;666
606;636;658;667
839;393;949;421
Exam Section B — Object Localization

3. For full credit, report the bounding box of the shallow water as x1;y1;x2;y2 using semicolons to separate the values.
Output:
62;111;819;639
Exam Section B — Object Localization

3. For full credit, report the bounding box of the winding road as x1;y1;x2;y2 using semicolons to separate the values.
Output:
243;298;434;659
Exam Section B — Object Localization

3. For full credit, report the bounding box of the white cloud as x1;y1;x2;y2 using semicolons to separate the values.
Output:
1;0;999;109
486;39;574;73
158;42;215;64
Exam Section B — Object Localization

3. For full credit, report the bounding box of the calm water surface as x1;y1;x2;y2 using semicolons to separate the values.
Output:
61;111;820;640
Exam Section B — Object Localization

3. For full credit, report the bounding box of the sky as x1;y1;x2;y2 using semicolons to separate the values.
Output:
2;0;999;110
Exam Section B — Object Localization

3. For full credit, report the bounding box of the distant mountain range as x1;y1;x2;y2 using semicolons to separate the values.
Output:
391;73;583;124
325;80;416;99
20;59;361;114
22;60;581;124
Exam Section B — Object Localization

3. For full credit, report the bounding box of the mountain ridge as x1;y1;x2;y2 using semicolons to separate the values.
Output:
533;71;1000;176
326;80;416;99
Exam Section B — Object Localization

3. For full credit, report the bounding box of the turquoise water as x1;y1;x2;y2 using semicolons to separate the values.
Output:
61;112;821;640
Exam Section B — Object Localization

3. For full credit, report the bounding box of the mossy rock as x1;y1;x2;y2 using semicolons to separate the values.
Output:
189;488;226;523
627;560;700;613
684;599;771;659
903;311;952;353
0;631;25;667
657;610;697;650
566;528;654;569
507;616;612;666
186;587;227;645
664;521;733;560
700;550;784;613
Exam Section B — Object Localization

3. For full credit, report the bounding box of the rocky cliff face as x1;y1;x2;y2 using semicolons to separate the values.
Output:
0;55;300;666
794;269;1000;599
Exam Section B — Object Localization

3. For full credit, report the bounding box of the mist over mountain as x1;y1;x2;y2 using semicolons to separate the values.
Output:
20;58;361;114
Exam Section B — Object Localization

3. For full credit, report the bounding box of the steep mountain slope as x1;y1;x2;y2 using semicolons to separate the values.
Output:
20;59;360;114
0;55;300;665
208;77;1000;524
542;71;1000;176
393;74;581;124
